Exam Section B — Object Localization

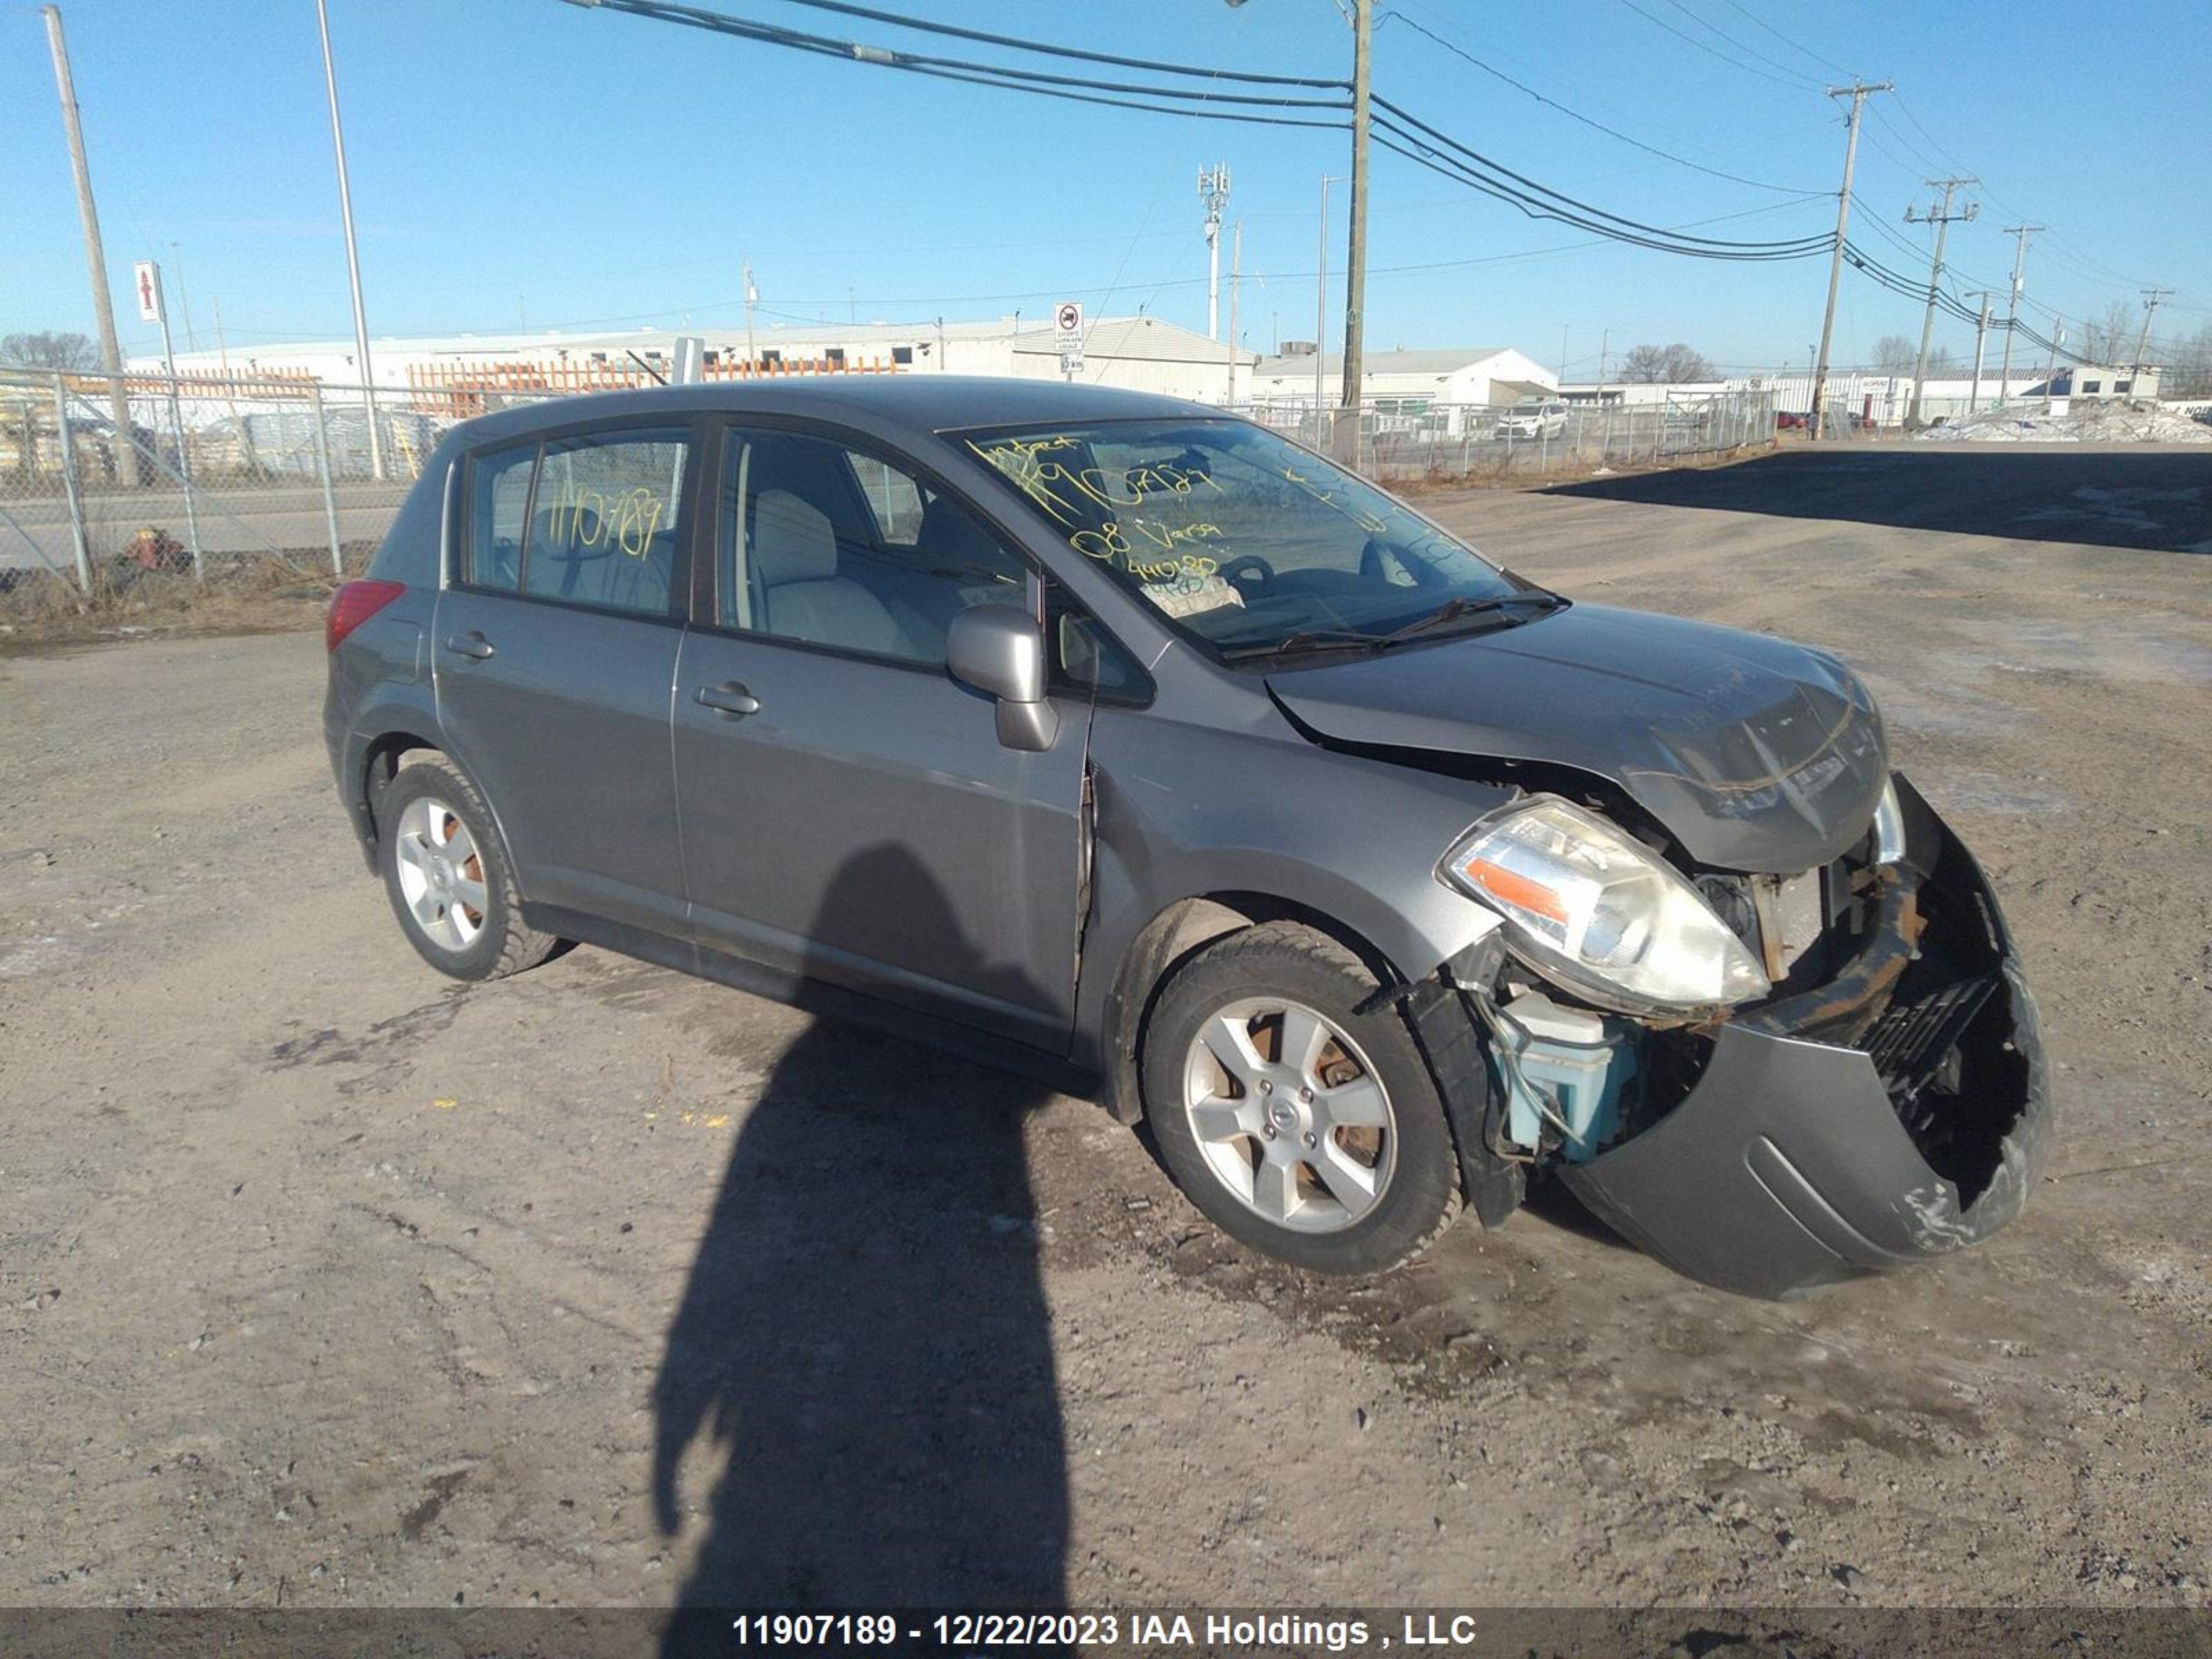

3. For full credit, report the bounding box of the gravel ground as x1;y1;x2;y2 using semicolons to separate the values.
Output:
1;444;2207;1621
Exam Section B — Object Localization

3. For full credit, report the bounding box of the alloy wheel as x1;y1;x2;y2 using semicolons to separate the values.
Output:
1180;996;1398;1234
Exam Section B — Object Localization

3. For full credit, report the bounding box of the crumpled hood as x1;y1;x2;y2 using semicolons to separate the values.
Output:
1267;603;1888;873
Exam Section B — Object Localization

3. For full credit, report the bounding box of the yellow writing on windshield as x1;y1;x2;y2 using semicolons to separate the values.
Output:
1279;463;1393;536
968;438;1224;544
1069;519;1223;565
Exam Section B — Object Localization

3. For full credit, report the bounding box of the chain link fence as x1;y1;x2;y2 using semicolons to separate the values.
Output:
1235;388;1778;483
0;367;466;597
3;368;1779;601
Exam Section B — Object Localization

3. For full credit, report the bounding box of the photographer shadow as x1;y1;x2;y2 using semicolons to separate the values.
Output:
653;846;1069;1648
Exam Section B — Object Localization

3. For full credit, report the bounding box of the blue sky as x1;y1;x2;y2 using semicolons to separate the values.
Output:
3;0;2206;375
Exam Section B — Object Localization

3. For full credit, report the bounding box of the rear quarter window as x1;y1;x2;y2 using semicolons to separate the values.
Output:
467;444;536;591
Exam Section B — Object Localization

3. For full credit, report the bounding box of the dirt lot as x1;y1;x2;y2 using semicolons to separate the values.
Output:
2;445;2207;1620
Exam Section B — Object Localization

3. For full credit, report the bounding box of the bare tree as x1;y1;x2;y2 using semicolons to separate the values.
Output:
2074;299;2140;366
1927;344;1955;374
2167;321;2212;398
1620;342;1716;382
1869;334;1917;372
1;330;99;370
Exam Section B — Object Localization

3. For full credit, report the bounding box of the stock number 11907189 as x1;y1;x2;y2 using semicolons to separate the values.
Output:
730;1613;1125;1647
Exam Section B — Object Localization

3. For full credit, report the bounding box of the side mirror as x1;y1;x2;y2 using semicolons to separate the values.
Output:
946;605;1058;752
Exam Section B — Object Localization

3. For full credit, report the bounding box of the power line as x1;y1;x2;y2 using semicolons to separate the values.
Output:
1610;0;1821;91
1370;96;1832;252
1707;0;1859;79
1377;10;1820;194
748;0;1347;87
563;0;1835;268
560;0;1351;124
1649;0;1825;89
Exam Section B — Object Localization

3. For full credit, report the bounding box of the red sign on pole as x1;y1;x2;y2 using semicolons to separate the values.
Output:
133;260;162;326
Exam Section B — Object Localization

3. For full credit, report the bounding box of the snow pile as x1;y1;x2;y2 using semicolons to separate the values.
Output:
1918;399;2212;444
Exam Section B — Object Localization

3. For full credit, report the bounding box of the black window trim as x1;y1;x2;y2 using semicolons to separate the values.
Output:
686;412;1154;705
449;413;712;629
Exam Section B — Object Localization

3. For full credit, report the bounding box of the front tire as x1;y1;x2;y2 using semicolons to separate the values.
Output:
376;757;559;982
1141;922;1463;1275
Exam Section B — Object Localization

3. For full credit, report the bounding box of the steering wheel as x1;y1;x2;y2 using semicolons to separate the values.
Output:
1217;553;1277;594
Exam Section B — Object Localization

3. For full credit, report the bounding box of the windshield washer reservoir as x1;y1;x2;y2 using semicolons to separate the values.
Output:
1495;991;1639;1163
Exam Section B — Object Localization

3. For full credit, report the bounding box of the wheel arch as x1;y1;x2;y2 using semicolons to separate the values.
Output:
1096;890;1409;1126
354;728;527;905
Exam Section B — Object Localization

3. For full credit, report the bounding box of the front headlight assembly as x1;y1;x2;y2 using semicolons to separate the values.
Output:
1437;796;1771;1018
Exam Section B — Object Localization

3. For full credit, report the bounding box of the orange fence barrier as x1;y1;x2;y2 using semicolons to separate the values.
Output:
406;354;900;417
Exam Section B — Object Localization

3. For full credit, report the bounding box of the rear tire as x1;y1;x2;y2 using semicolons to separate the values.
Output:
1141;922;1463;1275
376;757;559;982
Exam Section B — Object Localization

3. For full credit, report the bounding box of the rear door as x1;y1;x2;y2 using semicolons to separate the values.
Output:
433;420;699;936
671;422;1089;1049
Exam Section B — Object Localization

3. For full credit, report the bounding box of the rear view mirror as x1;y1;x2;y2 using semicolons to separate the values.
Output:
946;605;1058;752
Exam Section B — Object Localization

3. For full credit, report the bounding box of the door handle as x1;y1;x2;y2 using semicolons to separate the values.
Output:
443;632;496;660
695;682;761;717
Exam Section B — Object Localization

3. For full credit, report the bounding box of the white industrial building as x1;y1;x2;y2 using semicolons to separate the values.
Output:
1247;346;1557;414
140;315;1254;405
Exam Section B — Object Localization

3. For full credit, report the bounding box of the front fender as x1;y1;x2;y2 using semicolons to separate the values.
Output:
1070;711;1512;1087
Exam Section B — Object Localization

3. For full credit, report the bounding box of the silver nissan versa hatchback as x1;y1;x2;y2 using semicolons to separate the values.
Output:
324;378;2050;1297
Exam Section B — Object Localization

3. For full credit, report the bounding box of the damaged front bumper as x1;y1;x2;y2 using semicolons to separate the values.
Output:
1414;774;2053;1300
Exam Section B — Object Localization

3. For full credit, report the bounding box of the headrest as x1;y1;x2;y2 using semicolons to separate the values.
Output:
752;490;838;586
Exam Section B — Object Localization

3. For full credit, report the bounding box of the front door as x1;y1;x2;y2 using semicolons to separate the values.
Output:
433;422;697;935
671;424;1087;1049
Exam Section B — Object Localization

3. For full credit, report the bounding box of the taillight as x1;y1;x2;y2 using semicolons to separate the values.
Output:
327;579;406;653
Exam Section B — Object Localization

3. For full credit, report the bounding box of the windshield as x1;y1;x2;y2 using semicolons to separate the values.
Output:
962;418;1547;659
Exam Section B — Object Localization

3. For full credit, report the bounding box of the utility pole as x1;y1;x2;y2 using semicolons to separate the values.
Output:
743;260;759;373
1904;176;1977;424
2131;286;2173;380
1968;290;1993;411
1809;79;1890;441
1336;0;1371;461
1199;164;1231;341
42;6;137;489
1598;327;1611;388
315;0;384;480
1226;219;1242;405
2043;321;2065;400
1997;223;2041;404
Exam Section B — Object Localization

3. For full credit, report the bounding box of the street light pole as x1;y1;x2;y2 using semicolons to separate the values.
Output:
1315;174;1343;440
315;0;384;481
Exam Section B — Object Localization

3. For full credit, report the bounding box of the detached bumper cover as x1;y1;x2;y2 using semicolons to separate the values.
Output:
1557;776;2052;1299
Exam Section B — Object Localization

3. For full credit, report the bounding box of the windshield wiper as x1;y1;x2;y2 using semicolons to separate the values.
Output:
1383;590;1566;643
1219;591;1566;664
1220;627;1391;662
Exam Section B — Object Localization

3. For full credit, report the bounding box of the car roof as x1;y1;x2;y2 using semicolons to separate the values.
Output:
442;375;1226;449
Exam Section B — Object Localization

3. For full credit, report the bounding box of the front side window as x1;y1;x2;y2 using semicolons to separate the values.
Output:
718;429;1027;665
962;418;1551;662
463;427;688;616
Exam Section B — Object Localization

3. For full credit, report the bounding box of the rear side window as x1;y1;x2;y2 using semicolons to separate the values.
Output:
463;427;691;617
